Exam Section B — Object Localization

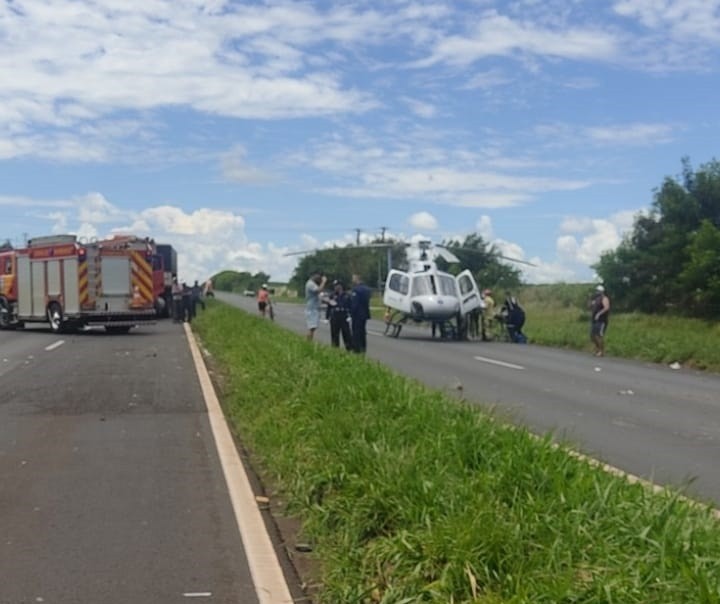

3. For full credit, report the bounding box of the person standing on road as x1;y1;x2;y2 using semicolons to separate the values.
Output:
257;284;270;318
350;273;371;353
191;280;204;316
326;280;353;350
590;284;610;357
305;270;327;341
171;277;183;323
481;289;495;341
203;278;214;298
182;282;193;323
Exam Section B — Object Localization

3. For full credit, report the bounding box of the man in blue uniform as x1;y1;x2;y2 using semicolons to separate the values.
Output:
350;273;371;353
326;280;353;350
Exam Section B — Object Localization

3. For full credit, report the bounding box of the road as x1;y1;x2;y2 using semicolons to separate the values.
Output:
0;321;277;604
223;292;720;506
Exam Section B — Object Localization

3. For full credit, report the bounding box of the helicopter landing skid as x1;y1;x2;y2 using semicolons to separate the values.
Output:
383;310;407;338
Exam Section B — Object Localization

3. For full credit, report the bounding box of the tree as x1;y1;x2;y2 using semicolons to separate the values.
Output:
0;239;12;251
679;220;720;316
595;157;720;317
288;241;407;294
212;270;271;293
439;233;522;291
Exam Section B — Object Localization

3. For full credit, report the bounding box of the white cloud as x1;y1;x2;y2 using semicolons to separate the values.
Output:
462;69;513;90
77;192;125;224
409;211;439;230
136;206;245;237
586;123;676;146
535;121;678;149
0;0;394;162
221;146;272;184
613;0;720;43
299;136;591;208
11;191;300;282
556;209;643;265
0;194;73;208
476;215;494;240
415;12;619;68
402;97;438;119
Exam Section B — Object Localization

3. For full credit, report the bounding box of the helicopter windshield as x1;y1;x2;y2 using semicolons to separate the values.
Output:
438;275;457;296
411;275;435;296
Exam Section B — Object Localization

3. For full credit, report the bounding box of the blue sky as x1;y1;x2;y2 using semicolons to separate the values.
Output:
1;0;719;284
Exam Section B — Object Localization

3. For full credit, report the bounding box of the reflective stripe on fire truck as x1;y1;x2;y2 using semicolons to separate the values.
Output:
130;250;154;306
78;258;90;307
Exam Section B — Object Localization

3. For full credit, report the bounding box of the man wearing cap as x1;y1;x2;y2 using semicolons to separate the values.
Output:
590;285;610;357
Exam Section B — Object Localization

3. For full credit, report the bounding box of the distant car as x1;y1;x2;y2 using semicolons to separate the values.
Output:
243;289;255;297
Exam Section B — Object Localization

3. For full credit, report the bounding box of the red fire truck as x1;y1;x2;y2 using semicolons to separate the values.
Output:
0;234;156;333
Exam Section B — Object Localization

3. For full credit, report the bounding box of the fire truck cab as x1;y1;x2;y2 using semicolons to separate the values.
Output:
0;234;156;333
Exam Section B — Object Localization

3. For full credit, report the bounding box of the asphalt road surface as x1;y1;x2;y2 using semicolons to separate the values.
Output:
223;292;720;506
0;321;261;604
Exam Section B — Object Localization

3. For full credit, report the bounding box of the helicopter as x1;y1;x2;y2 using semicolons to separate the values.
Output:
380;239;481;339
286;236;534;341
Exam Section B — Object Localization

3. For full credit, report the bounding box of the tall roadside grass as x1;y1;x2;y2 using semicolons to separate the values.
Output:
519;284;720;372
194;301;720;603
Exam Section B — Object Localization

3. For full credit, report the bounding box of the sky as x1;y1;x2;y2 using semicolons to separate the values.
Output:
1;0;719;285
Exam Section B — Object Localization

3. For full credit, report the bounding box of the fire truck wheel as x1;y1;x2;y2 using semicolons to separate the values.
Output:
47;302;65;333
0;298;11;329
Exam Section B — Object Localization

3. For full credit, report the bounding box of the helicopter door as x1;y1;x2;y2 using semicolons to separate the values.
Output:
383;270;412;313
456;270;482;315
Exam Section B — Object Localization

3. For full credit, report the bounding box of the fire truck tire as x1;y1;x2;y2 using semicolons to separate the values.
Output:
47;302;65;333
0;297;12;329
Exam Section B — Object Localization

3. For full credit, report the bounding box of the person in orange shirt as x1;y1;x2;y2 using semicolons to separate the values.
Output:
257;284;270;318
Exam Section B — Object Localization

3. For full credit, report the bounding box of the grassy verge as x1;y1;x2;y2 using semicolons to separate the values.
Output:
518;283;720;372
194;300;720;603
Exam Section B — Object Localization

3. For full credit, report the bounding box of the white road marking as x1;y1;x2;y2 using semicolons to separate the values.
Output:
474;355;524;370
184;324;294;604
44;340;65;351
183;593;212;598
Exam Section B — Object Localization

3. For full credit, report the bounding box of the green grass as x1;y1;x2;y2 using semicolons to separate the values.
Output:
518;285;720;372
194;300;720;604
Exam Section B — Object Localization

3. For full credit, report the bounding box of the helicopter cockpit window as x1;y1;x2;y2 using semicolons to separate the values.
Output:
458;274;474;295
388;273;409;295
438;275;457;296
411;275;435;296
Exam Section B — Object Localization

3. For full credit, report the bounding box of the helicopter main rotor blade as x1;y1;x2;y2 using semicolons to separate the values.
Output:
434;247;460;263
283;243;399;257
497;254;537;267
283;248;320;257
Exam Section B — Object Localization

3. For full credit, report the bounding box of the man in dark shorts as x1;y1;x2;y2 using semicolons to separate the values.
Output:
257;284;270;317
590;285;610;356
